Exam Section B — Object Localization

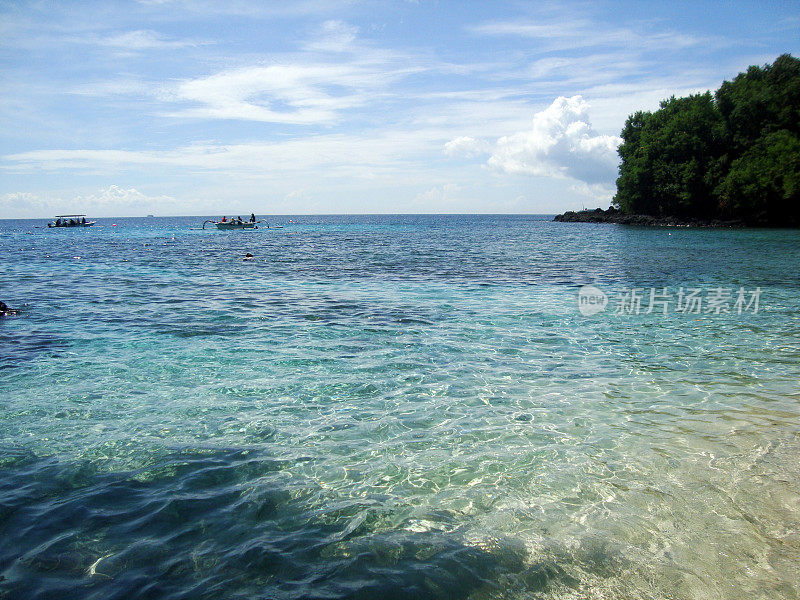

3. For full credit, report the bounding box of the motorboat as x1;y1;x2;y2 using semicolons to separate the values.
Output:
48;215;95;228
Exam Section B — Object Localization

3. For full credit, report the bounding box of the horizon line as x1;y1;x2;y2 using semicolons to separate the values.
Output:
0;212;563;221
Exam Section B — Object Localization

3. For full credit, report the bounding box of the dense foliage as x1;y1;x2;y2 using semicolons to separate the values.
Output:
613;54;800;225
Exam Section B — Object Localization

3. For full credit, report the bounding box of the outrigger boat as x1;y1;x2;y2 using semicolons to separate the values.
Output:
201;219;283;230
48;214;95;228
203;219;257;230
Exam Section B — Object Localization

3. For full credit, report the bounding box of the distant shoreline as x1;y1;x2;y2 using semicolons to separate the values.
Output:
553;207;747;227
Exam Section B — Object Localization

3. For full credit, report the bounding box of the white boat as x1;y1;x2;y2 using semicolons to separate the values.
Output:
48;214;95;228
201;219;283;230
203;220;257;230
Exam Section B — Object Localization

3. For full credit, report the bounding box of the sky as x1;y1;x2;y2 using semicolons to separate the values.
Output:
1;1;798;217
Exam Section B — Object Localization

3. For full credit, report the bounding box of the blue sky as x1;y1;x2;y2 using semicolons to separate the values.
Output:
1;1;798;217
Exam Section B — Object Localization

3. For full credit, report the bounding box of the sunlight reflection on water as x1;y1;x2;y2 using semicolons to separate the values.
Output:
1;215;799;599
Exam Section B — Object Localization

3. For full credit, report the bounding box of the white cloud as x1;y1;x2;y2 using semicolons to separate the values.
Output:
487;95;621;185
169;64;373;124
1;130;443;179
164;38;425;125
443;136;491;158
68;78;149;97
570;182;616;205
133;0;355;18
284;189;309;201
54;30;205;52
76;185;181;214
1;186;182;218
161;20;425;125
0;192;48;215
303;20;358;52
98;30;200;50
469;17;708;53
416;183;463;205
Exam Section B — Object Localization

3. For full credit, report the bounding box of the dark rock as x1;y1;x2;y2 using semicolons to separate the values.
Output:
553;208;746;228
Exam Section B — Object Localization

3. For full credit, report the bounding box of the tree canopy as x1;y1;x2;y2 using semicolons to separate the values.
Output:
613;54;800;225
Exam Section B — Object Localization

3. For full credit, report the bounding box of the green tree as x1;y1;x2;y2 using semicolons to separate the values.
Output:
716;130;800;225
716;54;800;151
613;54;800;225
614;93;727;217
614;110;654;214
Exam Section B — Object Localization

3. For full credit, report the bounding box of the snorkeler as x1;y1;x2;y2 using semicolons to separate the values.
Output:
0;301;18;316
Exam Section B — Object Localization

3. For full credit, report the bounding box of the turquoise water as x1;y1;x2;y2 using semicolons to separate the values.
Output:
1;215;799;599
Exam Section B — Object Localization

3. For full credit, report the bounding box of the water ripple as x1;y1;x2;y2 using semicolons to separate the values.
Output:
1;216;799;599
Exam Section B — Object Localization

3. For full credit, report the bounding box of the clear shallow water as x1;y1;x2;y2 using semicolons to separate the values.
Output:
1;215;799;599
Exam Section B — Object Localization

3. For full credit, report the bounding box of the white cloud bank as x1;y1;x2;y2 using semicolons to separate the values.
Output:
445;96;621;187
98;30;201;50
469;18;707;53
439;95;622;204
170;62;393;125
488;96;621;184
166;20;417;125
1;186;182;218
77;185;182;214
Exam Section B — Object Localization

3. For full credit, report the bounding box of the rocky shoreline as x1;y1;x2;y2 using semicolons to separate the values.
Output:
553;207;746;227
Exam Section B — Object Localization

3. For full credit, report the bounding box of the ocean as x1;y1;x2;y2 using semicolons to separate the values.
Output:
1;215;798;599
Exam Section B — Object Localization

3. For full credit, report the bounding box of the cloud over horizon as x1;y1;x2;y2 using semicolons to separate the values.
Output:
1;186;182;218
486;96;622;185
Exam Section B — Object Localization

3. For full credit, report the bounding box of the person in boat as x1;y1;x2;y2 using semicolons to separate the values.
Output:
221;216;227;222
55;218;62;227
69;218;75;226
237;216;243;224
81;217;86;224
250;213;256;223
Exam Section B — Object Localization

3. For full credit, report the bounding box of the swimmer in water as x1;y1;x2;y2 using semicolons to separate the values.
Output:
243;252;254;261
0;301;18;316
